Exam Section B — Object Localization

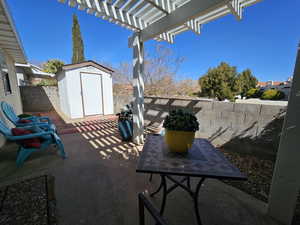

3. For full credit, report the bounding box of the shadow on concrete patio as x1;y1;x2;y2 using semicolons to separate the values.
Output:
71;118;141;161
0;111;281;225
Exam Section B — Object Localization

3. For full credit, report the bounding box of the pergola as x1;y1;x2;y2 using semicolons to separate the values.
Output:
57;0;261;143
56;1;300;225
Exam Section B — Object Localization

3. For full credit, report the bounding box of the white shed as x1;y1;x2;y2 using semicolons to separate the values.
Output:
57;61;114;119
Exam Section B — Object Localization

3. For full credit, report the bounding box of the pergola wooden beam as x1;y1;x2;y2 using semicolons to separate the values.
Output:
227;0;243;20
140;0;231;42
268;42;300;225
143;0;170;14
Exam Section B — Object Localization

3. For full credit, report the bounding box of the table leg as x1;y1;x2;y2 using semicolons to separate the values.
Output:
193;178;206;225
149;173;153;182
160;175;167;215
150;175;163;197
149;174;206;225
187;176;191;189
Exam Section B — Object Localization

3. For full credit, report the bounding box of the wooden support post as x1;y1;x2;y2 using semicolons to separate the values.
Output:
268;42;300;224
129;32;144;144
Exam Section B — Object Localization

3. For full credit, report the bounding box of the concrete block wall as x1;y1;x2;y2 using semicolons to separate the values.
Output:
144;96;286;158
113;94;133;114
20;86;134;114
20;86;60;112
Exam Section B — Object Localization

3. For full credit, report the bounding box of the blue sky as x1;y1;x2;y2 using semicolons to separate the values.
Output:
7;0;300;81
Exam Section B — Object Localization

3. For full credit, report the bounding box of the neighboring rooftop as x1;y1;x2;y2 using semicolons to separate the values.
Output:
15;63;55;78
257;80;290;87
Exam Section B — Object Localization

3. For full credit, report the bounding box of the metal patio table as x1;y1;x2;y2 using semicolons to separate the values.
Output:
136;135;246;225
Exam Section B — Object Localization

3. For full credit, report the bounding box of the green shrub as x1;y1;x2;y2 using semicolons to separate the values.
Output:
261;89;285;100
163;109;199;132
246;88;262;98
36;79;57;86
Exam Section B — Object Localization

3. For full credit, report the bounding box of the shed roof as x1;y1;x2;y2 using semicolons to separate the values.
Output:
61;60;114;73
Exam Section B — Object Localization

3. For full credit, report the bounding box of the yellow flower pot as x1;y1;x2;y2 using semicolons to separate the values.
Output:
164;130;195;153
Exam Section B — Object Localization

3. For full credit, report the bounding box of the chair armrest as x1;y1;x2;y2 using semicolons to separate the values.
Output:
17;125;47;133
23;116;38;121
37;116;51;123
17;122;51;128
8;131;53;141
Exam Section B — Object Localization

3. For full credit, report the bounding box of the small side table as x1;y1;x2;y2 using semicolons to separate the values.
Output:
136;135;246;225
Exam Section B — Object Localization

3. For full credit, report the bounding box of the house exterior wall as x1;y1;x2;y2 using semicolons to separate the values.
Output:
57;65;114;119
0;50;23;147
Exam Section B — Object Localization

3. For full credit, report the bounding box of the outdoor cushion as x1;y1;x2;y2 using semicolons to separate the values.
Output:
18;119;32;124
11;128;41;148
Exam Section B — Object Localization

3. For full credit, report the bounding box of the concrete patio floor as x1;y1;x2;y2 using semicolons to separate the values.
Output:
0;117;281;225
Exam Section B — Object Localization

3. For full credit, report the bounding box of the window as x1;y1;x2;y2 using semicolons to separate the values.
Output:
3;72;11;95
0;50;11;95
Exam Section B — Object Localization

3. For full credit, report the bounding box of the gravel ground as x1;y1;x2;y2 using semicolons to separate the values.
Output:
220;148;299;225
0;175;57;225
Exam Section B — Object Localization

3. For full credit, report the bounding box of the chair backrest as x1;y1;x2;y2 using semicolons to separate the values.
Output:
0;119;12;136
1;101;19;125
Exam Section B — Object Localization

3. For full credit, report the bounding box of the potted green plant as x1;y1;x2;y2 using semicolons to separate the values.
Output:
163;109;199;153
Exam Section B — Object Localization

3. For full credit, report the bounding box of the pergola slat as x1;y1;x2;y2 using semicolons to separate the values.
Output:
58;0;259;42
58;0;259;43
58;0;175;43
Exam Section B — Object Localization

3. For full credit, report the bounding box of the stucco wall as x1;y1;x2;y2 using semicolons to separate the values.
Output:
144;96;286;159
0;51;23;147
20;86;60;112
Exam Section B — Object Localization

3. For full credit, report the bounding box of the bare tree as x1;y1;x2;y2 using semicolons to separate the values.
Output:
176;79;200;96
113;44;186;96
113;62;132;84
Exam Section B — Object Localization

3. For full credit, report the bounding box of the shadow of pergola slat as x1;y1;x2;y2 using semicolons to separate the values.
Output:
74;118;142;161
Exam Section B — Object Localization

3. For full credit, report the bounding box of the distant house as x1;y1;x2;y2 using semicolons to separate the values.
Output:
257;81;283;88
257;77;293;100
15;63;55;86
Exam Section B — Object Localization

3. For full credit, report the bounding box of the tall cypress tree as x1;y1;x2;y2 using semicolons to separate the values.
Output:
72;14;85;63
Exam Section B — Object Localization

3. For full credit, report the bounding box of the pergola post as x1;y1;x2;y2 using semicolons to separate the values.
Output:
268;42;300;225
129;32;145;145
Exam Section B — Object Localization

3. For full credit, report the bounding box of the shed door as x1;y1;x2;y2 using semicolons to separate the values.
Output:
81;73;103;116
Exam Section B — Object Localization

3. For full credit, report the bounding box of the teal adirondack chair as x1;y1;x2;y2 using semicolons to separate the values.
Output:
1;101;56;131
0;119;66;167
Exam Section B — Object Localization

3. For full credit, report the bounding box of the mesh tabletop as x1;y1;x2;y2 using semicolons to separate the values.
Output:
136;135;246;180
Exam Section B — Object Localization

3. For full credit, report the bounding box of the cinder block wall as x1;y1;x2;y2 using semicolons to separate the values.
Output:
20;86;60;112
113;94;133;114
144;96;286;158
